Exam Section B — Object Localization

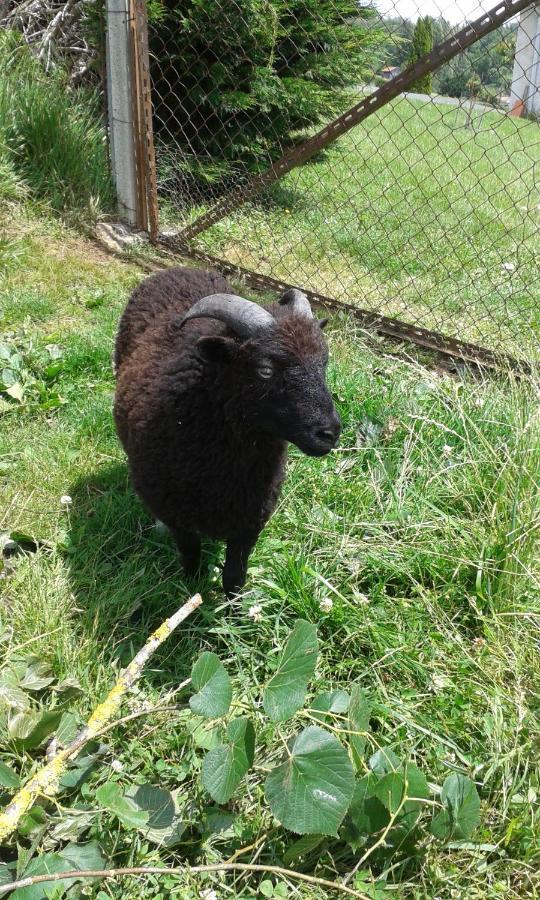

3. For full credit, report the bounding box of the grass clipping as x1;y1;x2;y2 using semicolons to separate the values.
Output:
0;593;203;844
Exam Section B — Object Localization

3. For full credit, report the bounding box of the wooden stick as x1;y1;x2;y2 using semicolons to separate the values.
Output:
0;594;202;843
0;863;370;899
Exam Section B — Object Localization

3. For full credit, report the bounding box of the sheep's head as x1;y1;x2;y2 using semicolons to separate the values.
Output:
179;288;341;457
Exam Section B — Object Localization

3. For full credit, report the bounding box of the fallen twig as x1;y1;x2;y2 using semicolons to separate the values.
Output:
0;594;202;843
0;862;370;899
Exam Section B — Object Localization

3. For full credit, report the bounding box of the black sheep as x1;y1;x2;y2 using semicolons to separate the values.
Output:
113;266;341;597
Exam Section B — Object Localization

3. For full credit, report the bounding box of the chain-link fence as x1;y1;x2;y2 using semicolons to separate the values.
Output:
141;0;540;364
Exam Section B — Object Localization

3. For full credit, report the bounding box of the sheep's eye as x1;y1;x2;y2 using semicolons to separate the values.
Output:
257;362;274;379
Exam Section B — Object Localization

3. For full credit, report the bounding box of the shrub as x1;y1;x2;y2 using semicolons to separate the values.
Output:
0;32;113;219
149;0;385;192
407;16;433;94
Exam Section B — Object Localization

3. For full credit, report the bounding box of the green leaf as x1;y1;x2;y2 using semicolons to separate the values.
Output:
263;620;318;723
12;842;105;900
0;863;14;887
9;708;63;750
59;743;104;791
1;367;16;388
54;676;83;699
346;774;388;840
265;725;354;835
124;783;186;847
96;782;149;829
202;716;255;804
368;750;429;833
0;759;20;789
373;772;406;814
369;748;401;775
20;658;55;692
5;382;24;402
348;684;371;767
0;669;29;712
189;652;232;719
431;774;481;841
97;782;185;846
310;690;350;723
260;880;274;898
55;712;81;747
283;833;324;865
17;806;47;838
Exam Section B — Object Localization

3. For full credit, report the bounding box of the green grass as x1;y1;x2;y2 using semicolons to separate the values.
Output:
0;205;539;897
163;97;540;358
0;31;113;220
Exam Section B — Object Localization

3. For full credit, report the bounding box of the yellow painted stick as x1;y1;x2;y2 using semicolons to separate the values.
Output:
0;593;203;844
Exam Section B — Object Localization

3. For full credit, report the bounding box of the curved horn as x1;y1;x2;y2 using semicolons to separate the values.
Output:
279;288;313;319
178;293;275;338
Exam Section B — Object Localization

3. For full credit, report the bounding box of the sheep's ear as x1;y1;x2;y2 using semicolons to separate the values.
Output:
319;318;329;330
197;336;236;364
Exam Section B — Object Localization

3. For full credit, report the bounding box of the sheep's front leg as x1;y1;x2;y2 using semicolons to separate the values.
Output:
223;533;259;599
171;527;201;579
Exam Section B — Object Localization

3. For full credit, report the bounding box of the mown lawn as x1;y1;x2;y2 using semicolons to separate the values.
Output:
164;97;540;358
1;205;539;898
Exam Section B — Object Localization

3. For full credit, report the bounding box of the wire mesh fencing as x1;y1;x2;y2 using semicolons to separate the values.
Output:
143;0;540;363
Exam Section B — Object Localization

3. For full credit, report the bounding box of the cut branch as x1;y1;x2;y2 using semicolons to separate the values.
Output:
0;863;370;899
0;593;203;844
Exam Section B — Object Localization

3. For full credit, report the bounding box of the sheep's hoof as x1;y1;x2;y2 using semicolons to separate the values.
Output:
222;568;246;600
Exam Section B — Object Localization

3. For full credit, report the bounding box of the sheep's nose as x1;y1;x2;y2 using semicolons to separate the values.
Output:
315;416;341;446
316;427;337;443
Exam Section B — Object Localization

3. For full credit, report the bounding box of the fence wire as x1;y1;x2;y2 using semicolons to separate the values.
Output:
145;0;540;361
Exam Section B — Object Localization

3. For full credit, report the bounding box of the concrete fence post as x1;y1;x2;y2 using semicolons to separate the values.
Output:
509;4;540;117
105;0;138;224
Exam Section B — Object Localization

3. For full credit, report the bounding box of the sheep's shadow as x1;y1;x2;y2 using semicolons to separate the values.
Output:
65;462;222;688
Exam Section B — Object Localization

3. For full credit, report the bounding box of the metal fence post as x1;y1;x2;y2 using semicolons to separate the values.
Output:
105;0;138;225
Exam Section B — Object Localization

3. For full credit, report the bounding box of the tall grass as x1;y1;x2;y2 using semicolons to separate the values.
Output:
0;32;113;218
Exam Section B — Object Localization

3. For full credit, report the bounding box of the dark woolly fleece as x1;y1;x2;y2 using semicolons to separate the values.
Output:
114;266;339;596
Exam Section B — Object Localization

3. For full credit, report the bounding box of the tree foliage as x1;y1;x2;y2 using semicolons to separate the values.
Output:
407;16;434;94
148;0;385;188
381;15;516;101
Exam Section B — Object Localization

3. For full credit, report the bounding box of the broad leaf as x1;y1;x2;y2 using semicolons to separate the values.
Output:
202;716;255;804
346;774;388;841
348;684;371;767
0;669;29;712
20;659;55;692
96;782;149;829
368;750;429;833
0;759;20;789
373;772;406;814
263;620;318;723
283;833;325;865
189;652;232;719
310;690;350;724
97;782;185;846
9;708;63;750
265;725;354;835
369;748;401;775
11;842;105;900
431;774;480;841
124;783;186;847
5;382;24;402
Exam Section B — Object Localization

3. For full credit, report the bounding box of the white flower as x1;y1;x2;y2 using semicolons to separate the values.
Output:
501;262;515;272
319;597;333;613
354;591;369;605
200;891;218;900
110;759;124;772
248;604;262;622
60;495;72;506
442;444;452;457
